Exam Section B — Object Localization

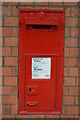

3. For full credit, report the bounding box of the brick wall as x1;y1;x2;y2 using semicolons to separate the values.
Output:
2;1;80;119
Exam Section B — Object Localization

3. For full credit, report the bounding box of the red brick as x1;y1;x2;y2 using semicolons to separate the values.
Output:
35;2;48;6
78;58;80;66
2;115;15;118
0;47;1;56
2;96;17;104
4;17;18;26
2;105;10;115
64;77;75;86
0;6;2;18
30;115;45;119
79;7;80;17
2;47;11;56
0;86;2;95
19;2;33;5
4;77;17;85
0;66;1;74
2;6;11;16
5;38;18;46
78;48;80;57
5;2;18;5
0;47;2;56
16;115;30;118
1;39;3;48
79;38;80;47
0;77;2;85
71;7;78;16
65;7;70;16
18;6;34;9
69;68;78;76
64;2;77;6
61;115;74;118
46;115;59;118
65;38;77;47
70;48;78;57
2;28;11;37
68;106;78;114
2;67;11;76
63;87;68;95
0;96;1;105
63;96;74;105
79;28;80;37
49;1;63;7
63;106;68;114
4;57;18;66
64;58;76;67
47;7;64;10
64;48;69;57
65;17;78;27
0;106;1;114
69;87;78;95
0;28;2;37
0;1;1;5
0;37;2;46
0;48;2;57
12;86;18;95
12;47;18;56
2;86;11;95
11;105;17;114
0;57;2;66
71;28;78;37
64;68;68;76
65;28;70;37
79;18;80;27
0;56;1;65
74;115;79;118
78;68;80;77
63;106;78;114
12;67;18;76
0;6;2;17
12;28;18;37
78;97;80;104
12;6;18;16
76;77;79;86
0;17;2;27
75;96;78;104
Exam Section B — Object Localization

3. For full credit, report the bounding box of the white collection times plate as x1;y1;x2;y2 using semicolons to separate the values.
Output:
32;57;51;79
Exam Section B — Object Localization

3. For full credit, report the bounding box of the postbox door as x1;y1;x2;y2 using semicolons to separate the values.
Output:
19;10;64;114
25;55;57;111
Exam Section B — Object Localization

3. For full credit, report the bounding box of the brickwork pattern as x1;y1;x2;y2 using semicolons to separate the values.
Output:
1;1;80;119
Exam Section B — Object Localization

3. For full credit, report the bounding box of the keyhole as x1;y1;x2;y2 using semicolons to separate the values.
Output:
29;87;31;92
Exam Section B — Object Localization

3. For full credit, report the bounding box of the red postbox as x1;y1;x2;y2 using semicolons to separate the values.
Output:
19;9;64;114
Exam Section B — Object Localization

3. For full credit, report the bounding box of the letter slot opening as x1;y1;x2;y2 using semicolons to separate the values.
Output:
26;24;58;31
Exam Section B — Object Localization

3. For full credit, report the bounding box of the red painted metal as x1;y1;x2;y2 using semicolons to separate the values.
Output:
19;9;64;114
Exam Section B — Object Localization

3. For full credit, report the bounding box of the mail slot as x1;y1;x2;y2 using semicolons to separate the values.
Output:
19;9;64;114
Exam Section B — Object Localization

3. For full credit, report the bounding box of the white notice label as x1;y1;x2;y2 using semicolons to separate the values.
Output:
32;58;51;79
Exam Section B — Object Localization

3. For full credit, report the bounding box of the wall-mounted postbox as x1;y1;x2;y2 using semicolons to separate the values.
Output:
19;9;64;114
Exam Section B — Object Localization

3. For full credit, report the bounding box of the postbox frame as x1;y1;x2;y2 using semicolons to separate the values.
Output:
19;9;64;114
